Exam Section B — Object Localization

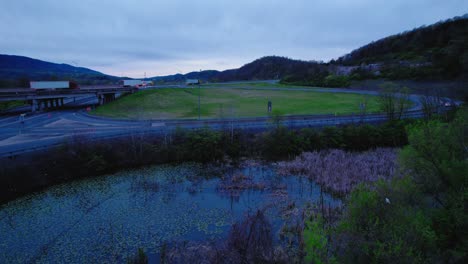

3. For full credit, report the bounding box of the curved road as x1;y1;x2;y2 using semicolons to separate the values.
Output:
0;85;435;157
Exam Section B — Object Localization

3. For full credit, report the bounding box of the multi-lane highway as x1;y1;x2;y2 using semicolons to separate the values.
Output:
0;84;449;158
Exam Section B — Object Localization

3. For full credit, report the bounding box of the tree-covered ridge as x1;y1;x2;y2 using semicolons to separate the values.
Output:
218;56;323;81
2;15;467;87
151;56;324;83
336;15;468;78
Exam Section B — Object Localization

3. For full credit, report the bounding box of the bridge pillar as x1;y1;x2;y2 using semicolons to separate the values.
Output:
60;98;64;107
103;93;115;104
98;94;104;105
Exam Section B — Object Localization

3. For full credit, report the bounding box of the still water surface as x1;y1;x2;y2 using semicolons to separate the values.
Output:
0;163;339;263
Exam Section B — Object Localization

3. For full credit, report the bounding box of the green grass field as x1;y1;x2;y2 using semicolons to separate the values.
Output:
200;82;303;88
92;88;381;119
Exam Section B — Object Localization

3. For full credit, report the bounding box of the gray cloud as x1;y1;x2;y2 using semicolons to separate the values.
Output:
1;0;466;77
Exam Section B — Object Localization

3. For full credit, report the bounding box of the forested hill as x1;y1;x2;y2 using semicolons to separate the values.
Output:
3;15;467;87
217;56;322;81
0;54;120;87
152;56;324;83
335;15;468;78
156;15;468;84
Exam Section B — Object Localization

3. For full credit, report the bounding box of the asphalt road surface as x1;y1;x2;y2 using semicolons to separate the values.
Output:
0;84;441;158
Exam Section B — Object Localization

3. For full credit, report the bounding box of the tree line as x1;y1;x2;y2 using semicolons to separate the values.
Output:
0;120;412;204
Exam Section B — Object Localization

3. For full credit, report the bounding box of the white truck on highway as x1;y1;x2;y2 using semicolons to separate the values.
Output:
186;79;200;85
122;80;153;87
30;81;77;90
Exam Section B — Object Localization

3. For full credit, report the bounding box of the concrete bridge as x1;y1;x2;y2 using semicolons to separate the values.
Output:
0;86;139;112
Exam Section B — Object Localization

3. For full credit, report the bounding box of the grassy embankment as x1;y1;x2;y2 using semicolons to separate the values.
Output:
93;88;380;119
0;101;26;111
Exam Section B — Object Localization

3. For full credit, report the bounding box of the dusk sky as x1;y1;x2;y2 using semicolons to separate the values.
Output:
1;0;466;78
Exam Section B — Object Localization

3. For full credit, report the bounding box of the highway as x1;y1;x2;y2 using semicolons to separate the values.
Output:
0;84;448;158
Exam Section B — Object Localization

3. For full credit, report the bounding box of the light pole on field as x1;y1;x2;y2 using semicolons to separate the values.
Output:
198;69;201;120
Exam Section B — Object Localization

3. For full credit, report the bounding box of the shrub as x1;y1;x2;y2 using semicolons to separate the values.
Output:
337;179;437;263
324;74;351;87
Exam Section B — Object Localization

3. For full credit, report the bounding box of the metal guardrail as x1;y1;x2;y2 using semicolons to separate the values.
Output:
0;109;433;158
79;107;427;124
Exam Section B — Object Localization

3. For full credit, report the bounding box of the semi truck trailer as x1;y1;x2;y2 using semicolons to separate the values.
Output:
122;80;153;87
30;81;78;90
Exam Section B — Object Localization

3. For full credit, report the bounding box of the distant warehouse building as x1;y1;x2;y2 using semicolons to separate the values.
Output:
186;79;200;85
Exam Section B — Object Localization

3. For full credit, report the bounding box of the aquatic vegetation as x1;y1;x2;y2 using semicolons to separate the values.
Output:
217;172;267;197
163;210;289;263
277;148;398;195
0;163;339;263
127;248;148;264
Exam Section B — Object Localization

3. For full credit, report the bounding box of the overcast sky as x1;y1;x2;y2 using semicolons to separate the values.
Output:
1;0;466;77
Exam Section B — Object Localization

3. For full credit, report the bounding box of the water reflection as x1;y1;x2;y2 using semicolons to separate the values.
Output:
0;163;340;263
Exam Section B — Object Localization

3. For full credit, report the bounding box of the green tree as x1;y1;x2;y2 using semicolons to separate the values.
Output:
185;128;224;163
399;109;467;261
338;179;437;264
262;126;301;160
399;110;467;205
323;74;351;87
337;108;467;263
303;216;334;264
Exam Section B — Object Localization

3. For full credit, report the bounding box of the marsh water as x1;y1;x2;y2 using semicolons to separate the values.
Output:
0;163;339;263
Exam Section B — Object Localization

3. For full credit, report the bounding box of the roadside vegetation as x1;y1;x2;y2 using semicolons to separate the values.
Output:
92;88;380;119
127;107;466;263
0;118;411;204
1;103;464;262
0;100;26;111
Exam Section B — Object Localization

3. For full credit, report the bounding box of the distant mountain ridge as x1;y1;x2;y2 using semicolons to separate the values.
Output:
1;14;466;88
152;15;468;83
0;54;121;87
150;56;323;83
0;54;103;75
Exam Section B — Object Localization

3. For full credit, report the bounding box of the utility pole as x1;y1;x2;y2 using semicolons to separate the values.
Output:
198;69;201;120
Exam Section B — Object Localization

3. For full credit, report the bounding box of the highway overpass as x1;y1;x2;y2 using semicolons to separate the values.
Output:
0;86;139;112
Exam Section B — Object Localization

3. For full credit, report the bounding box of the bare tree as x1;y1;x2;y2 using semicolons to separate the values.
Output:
378;82;411;120
227;210;274;263
396;87;411;120
419;87;442;119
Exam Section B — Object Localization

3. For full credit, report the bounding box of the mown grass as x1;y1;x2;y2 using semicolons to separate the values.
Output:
92;88;381;119
200;82;303;88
